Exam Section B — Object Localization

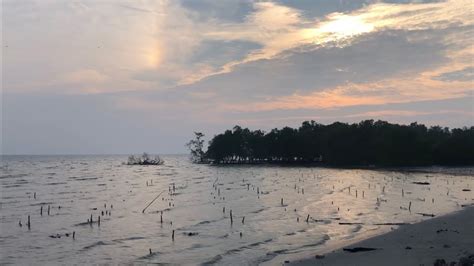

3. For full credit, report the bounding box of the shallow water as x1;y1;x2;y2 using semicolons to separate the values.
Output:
1;155;473;265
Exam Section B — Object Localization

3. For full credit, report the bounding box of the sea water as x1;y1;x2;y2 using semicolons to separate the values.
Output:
1;155;473;265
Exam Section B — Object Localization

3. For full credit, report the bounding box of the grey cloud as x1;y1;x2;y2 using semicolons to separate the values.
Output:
132;69;180;85
275;0;444;20
178;0;254;22
131;40;262;85
434;67;474;82
189;40;262;67
276;0;374;19
181;29;447;102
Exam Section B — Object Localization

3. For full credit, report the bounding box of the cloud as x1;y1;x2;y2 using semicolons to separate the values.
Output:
3;0;206;93
180;29;448;102
169;0;472;85
434;67;474;82
62;69;108;84
5;0;471;94
109;0;473;129
178;0;254;22
222;96;474;129
189;40;262;67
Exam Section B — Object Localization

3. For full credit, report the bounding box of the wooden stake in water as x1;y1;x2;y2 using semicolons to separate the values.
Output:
409;201;412;212
48;205;50;215
98;216;101;226
281;198;284;206
230;210;233;225
40;206;43;216
306;214;310;223
27;215;31;230
242;216;245;224
172;230;175;241
73;231;75;239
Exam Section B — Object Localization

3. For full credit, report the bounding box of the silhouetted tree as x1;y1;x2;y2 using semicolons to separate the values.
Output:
202;120;474;166
186;132;206;163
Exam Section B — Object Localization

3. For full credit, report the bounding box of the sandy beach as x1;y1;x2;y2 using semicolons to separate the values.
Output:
291;206;474;266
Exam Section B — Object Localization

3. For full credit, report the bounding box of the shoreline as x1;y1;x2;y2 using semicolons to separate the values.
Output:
287;206;474;266
209;162;474;176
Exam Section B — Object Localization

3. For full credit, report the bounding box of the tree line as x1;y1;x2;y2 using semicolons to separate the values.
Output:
189;120;474;166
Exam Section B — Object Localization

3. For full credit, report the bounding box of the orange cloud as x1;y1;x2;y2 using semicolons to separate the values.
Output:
221;66;473;112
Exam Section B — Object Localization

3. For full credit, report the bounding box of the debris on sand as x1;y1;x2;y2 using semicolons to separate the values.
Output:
412;181;430;185
343;247;378;253
416;213;435;217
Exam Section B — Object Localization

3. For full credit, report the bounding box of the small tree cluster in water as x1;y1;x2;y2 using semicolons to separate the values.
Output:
199;120;474;166
186;132;206;163
127;153;164;165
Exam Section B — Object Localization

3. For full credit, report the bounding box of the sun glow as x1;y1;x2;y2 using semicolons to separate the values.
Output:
300;13;374;45
320;14;374;38
146;50;162;67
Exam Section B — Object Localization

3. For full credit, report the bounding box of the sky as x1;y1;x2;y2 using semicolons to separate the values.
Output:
1;0;473;155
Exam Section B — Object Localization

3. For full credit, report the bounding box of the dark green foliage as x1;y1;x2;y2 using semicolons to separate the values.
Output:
204;120;474;166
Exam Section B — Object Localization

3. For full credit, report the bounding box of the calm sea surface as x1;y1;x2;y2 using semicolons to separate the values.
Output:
1;155;473;265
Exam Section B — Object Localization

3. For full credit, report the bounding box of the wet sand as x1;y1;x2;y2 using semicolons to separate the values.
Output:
291;206;474;266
